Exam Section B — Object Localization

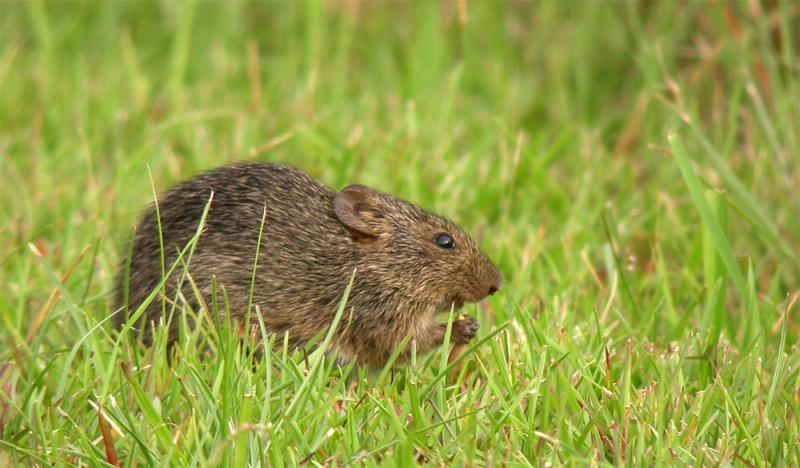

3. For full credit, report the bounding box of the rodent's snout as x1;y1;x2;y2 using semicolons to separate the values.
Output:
473;267;502;301
486;273;501;297
459;271;501;304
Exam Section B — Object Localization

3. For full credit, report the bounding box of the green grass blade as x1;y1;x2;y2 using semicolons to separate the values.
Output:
669;133;748;302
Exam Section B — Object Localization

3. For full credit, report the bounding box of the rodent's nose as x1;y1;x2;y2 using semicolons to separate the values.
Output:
485;268;502;297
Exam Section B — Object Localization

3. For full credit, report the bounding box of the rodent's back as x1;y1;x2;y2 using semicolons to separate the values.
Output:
114;163;354;338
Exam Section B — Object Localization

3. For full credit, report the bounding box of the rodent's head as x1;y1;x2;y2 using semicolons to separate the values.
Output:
333;184;502;313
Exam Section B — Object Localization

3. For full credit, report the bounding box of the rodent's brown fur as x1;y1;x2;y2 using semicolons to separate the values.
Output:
114;163;501;367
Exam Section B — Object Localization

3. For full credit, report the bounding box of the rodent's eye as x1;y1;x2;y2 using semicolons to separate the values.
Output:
434;233;455;250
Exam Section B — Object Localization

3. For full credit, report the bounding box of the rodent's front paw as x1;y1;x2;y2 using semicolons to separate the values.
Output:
451;316;479;344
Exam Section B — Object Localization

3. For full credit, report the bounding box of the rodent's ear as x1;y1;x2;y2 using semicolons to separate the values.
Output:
333;184;383;237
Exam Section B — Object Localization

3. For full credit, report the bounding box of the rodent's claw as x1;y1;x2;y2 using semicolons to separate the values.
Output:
452;316;479;344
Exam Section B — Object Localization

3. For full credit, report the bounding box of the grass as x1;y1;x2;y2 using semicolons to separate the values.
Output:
1;1;799;465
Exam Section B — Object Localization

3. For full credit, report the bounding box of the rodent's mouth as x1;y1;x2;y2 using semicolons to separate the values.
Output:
438;296;465;313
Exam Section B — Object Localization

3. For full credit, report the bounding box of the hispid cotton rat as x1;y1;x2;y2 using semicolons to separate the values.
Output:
114;163;501;367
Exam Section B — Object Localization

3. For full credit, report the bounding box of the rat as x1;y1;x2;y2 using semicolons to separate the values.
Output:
114;163;501;367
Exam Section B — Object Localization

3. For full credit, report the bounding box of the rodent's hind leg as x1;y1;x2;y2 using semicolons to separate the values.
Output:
325;348;355;369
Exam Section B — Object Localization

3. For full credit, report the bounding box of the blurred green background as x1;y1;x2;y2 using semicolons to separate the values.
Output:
1;1;798;465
